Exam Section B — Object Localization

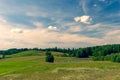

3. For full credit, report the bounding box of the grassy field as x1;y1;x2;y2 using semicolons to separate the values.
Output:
0;50;120;80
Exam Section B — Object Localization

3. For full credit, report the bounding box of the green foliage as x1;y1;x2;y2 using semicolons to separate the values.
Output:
75;49;82;58
92;44;120;57
2;54;5;59
111;54;120;62
111;54;117;62
92;56;104;61
61;53;69;57
0;48;29;55
92;53;120;63
45;51;54;63
104;55;111;61
46;51;51;56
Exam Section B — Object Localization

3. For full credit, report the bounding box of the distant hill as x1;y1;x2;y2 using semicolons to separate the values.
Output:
0;44;120;60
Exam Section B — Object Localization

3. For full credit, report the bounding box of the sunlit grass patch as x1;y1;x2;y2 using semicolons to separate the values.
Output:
52;68;120;80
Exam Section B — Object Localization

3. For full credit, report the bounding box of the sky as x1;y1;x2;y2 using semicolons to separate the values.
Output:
0;0;120;49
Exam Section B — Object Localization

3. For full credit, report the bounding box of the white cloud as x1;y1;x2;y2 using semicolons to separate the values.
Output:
10;28;24;34
48;26;57;30
74;15;92;24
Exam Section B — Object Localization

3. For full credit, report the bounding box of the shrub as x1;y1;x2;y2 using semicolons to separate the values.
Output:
111;55;117;62
115;56;120;62
92;53;120;63
92;56;104;61
45;51;54;63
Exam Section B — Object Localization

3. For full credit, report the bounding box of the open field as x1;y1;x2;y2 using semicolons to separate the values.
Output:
0;50;120;80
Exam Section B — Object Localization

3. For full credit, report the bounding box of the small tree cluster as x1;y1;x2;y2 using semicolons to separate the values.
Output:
45;51;54;63
111;54;120;62
92;53;120;63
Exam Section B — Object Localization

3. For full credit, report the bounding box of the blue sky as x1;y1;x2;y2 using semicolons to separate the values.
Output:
0;0;120;49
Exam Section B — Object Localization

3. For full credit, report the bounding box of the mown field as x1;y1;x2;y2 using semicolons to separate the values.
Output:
0;50;120;80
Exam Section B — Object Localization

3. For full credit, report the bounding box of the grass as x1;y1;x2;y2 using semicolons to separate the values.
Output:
0;50;120;80
6;50;44;58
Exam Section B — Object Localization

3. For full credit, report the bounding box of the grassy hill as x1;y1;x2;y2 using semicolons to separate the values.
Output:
0;50;120;80
6;50;63;58
6;50;44;58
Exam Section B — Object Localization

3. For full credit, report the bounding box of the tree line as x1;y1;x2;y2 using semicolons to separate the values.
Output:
0;44;120;62
44;44;120;59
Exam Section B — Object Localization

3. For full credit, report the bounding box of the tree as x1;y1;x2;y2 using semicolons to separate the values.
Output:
45;51;54;63
75;49;83;58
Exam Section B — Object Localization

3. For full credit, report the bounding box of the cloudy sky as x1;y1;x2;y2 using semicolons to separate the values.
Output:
0;0;120;49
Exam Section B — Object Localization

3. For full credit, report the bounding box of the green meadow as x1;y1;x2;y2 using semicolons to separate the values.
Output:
0;50;120;80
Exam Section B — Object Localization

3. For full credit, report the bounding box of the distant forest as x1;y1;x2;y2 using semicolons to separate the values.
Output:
0;44;120;62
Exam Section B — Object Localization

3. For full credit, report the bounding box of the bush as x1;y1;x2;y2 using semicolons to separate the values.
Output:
92;56;104;61
111;54;120;62
115;56;120;62
92;53;120;63
111;55;117;62
45;51;54;63
104;55;111;61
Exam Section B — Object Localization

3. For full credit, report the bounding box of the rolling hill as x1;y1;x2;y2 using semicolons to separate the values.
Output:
0;50;120;80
